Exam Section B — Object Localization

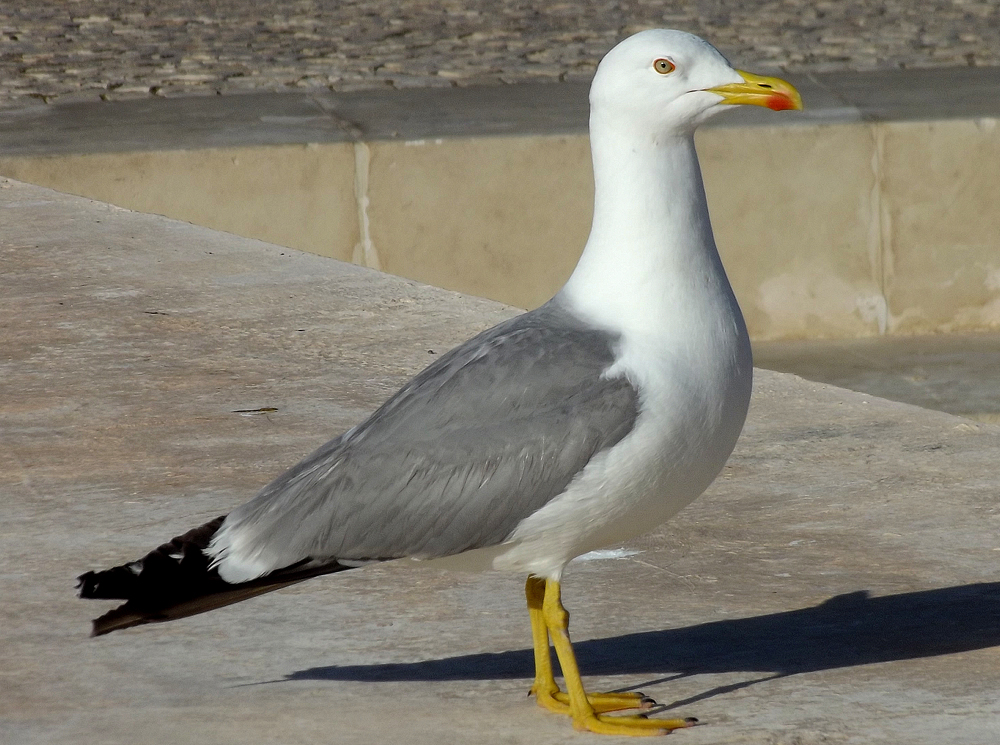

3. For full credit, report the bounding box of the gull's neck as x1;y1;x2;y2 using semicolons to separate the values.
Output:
559;115;737;338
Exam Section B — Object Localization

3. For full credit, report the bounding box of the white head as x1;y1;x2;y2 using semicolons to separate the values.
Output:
590;29;802;138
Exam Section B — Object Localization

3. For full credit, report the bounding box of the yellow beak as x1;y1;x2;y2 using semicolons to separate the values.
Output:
707;70;803;111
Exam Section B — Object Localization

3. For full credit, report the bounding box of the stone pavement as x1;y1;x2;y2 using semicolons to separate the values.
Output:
2;0;999;108
756;333;1000;424
4;180;1000;744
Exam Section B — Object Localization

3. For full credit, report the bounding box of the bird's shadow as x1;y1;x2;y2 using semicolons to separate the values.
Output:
285;582;1000;704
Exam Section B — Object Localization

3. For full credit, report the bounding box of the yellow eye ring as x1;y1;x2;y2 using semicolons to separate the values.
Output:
653;58;675;75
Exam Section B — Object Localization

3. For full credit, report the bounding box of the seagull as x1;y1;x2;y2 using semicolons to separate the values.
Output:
78;29;801;736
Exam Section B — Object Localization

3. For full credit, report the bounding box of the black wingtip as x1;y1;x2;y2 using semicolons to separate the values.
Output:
79;514;374;636
81;517;357;636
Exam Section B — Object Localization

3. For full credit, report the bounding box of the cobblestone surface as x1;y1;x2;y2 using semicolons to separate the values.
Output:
1;1;999;108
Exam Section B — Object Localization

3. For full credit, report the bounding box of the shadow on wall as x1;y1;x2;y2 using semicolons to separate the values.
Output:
284;582;1000;699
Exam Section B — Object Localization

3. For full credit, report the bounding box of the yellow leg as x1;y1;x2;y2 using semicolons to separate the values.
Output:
526;576;562;710
526;576;651;715
540;578;698;736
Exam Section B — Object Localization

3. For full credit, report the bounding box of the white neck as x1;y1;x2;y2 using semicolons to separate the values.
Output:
559;115;737;339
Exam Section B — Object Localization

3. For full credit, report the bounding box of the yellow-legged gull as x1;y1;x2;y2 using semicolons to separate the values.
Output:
78;29;802;736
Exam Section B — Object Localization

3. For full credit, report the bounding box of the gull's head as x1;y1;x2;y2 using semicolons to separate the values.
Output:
591;29;802;136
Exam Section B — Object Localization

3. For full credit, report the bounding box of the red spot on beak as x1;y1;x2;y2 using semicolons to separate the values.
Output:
765;92;798;112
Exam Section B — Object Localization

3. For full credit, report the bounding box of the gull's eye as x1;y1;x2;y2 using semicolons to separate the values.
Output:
653;58;675;75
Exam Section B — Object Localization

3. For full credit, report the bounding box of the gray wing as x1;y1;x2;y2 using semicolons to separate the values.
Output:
217;301;640;571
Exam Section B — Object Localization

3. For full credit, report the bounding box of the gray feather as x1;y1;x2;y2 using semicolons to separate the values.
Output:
217;300;640;571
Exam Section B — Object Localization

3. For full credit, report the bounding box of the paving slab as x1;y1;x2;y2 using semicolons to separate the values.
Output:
756;333;1000;424
3;180;1000;745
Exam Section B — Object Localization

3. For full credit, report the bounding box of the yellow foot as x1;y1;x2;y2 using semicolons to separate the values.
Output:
573;713;698;737
527;577;699;736
532;686;653;714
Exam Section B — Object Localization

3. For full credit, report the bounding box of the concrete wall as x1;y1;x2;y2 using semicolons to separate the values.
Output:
3;117;999;339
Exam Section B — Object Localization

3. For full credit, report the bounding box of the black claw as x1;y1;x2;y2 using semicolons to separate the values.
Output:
684;717;699;725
